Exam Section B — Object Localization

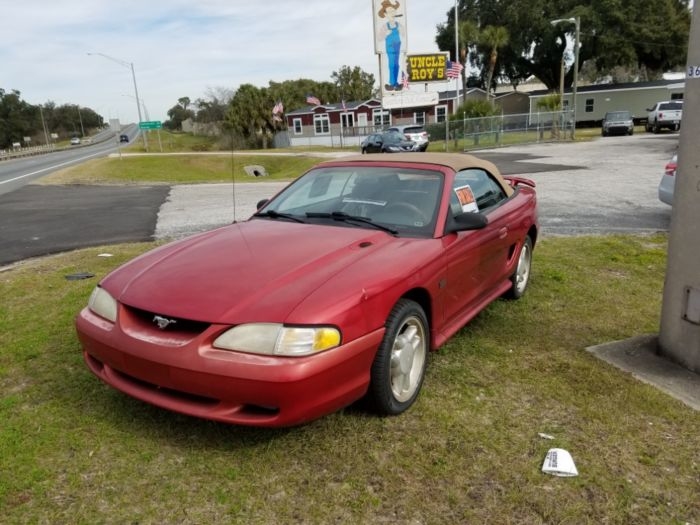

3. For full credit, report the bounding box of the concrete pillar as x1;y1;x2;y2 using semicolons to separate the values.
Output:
658;5;700;372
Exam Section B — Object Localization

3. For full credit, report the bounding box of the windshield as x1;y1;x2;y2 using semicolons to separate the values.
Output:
258;166;444;237
605;111;631;120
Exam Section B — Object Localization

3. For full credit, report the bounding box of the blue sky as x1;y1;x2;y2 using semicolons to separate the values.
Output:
3;0;456;124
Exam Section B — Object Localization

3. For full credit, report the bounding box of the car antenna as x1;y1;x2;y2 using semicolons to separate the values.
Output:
230;130;237;223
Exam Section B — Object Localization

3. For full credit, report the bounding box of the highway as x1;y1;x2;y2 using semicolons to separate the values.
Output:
0;125;138;195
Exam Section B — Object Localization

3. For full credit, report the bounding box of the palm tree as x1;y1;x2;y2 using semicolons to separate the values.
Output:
480;25;509;102
457;19;479;107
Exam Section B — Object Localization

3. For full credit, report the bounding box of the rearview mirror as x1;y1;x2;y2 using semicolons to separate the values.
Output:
256;199;269;210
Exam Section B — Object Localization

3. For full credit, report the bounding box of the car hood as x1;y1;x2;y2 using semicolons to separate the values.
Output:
101;219;430;324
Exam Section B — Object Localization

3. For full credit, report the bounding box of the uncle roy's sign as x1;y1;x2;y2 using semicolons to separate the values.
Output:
406;53;449;82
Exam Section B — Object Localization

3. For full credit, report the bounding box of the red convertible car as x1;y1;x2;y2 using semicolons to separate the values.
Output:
76;153;538;427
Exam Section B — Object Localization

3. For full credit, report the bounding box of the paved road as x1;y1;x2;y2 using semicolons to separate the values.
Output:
154;133;677;239
0;133;678;267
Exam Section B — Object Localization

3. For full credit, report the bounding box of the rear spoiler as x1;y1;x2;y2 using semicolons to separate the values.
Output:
504;176;536;188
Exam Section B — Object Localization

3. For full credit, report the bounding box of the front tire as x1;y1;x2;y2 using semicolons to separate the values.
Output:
367;299;428;415
504;236;533;299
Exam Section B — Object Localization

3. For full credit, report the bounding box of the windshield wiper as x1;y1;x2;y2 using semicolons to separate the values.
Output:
253;210;306;223
306;211;398;235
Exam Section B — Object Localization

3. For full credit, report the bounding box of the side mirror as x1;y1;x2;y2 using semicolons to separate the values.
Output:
445;212;488;233
256;199;269;210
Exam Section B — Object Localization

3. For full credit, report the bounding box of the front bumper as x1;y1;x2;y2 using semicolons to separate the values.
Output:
604;124;633;135
76;307;384;427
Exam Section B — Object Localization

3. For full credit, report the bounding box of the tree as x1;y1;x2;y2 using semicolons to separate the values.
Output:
480;25;509;99
435;0;691;91
165;97;196;130
330;65;376;101
0;89;35;148
225;84;275;148
194;87;233;123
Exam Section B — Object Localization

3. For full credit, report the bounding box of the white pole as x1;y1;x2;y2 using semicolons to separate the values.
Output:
454;0;460;112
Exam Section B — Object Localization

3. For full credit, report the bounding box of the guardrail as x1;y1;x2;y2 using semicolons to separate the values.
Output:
0;132;118;161
0;144;59;161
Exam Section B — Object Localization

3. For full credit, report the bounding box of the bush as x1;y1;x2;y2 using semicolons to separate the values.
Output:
451;99;500;120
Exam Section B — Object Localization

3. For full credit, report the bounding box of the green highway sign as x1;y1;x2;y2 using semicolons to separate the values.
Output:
139;120;162;130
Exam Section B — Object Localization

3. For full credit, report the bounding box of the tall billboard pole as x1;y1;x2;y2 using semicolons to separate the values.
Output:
658;5;700;372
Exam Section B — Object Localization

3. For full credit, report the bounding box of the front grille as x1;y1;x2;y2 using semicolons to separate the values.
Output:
126;305;210;335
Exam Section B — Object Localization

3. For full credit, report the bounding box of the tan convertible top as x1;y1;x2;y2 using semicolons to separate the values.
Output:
323;152;514;197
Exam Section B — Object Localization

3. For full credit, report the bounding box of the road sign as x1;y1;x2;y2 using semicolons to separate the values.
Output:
139;121;162;130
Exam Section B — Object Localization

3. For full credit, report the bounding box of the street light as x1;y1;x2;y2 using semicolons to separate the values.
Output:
87;52;148;150
550;16;580;140
122;94;150;121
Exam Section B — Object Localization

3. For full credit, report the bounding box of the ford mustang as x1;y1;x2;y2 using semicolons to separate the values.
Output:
75;153;538;427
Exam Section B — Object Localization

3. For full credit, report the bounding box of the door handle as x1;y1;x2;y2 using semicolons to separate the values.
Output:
498;227;508;239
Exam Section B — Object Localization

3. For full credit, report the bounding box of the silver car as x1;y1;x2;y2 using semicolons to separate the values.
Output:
658;153;677;205
386;125;429;151
601;111;634;136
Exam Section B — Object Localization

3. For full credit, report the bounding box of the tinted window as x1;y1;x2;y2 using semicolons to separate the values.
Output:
660;102;683;110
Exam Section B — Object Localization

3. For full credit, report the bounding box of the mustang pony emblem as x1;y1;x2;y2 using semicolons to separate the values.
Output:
153;315;177;329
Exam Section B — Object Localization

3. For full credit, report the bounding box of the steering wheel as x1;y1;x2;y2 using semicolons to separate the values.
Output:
380;202;428;224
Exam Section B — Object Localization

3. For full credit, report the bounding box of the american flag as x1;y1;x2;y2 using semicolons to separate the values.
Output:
272;101;284;115
401;71;409;89
446;60;464;79
306;94;321;106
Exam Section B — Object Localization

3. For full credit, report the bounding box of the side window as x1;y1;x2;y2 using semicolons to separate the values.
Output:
451;169;507;214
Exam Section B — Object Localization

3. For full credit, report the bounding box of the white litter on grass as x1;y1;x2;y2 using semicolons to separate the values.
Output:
538;433;555;440
97;253;113;257
542;448;578;477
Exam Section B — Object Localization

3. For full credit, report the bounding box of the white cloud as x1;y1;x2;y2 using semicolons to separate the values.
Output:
3;0;456;124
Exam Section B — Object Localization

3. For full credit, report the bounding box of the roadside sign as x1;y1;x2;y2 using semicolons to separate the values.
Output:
139;121;162;130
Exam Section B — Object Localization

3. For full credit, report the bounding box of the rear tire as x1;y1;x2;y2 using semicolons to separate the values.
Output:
504;236;533;300
367;299;428;415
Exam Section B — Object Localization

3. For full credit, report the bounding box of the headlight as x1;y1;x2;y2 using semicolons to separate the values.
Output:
88;286;117;322
213;323;341;356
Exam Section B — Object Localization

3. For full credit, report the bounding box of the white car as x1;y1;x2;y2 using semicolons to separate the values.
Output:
70;137;81;145
646;101;683;133
658;154;677;205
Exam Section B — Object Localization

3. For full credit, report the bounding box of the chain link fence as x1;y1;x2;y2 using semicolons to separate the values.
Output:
425;110;574;152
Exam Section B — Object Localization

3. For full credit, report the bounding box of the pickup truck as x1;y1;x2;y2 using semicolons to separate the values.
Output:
646;100;683;133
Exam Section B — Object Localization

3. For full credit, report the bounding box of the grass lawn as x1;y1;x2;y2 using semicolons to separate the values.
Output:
38;154;326;185
1;233;698;524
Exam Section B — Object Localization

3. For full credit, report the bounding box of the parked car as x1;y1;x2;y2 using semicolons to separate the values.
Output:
601;111;634;136
119;134;129;143
361;130;418;153
75;153;539;427
658;153;677;205
386;124;430;151
70;137;81;145
646;100;683;133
